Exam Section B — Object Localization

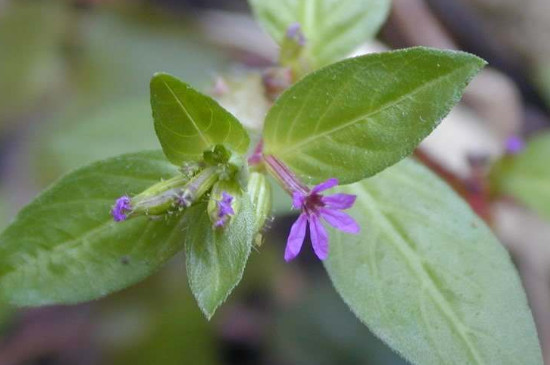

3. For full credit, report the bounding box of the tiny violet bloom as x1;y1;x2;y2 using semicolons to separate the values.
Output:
286;22;306;46
215;192;235;227
285;178;359;262
111;195;132;222
505;135;525;154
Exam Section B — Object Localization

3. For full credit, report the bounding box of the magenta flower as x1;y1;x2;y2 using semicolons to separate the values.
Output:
111;195;132;222
215;192;235;227
505;135;525;154
285;178;359;261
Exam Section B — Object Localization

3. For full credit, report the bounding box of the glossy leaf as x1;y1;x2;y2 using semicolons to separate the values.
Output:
151;73;250;165
324;159;542;365
184;198;255;319
249;0;391;68
0;151;186;306
492;133;550;221
263;47;486;185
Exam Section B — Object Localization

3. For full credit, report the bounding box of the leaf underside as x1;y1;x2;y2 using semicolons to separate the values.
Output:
324;158;542;365
184;198;255;319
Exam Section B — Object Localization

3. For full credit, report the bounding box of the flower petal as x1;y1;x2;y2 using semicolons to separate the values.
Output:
309;214;329;260
111;196;132;222
320;208;360;234
321;193;356;209
285;213;308;261
292;191;305;209
218;192;235;216
311;178;339;194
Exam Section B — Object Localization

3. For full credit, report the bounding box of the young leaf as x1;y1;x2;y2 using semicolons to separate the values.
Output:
249;0;391;68
324;159;543;365
0;151;187;306
491;133;550;221
184;198;255;319
150;73;250;165
263;47;487;185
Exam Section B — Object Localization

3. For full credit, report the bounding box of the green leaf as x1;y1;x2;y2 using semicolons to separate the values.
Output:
263;47;487;185
324;158;542;365
0;0;66;124
249;0;391;68
492;133;550;221
150;73;250;165
0;151;186;306
184;198;255;319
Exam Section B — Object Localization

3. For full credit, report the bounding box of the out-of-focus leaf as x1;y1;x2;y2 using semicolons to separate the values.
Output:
99;265;218;365
151;73;249;165
36;9;231;182
39;100;158;182
184;199;255;319
274;284;408;365
325;158;542;365
263;47;486;185
0;0;66;124
249;0;391;68
0;189;8;232
0;151;186;306
491;132;550;221
75;9;229;103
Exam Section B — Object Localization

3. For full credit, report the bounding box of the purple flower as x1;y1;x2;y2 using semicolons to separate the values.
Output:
505;135;525;154
285;178;359;261
215;192;235;227
286;22;306;46
111;195;132;222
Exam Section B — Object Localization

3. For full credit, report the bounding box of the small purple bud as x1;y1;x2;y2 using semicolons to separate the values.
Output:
506;136;525;154
111;196;132;222
286;22;306;46
214;191;235;228
175;190;193;207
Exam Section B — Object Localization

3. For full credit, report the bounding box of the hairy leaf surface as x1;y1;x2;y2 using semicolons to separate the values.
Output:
249;0;390;67
263;47;486;184
324;159;542;365
0;151;186;306
151;73;249;165
185;198;255;319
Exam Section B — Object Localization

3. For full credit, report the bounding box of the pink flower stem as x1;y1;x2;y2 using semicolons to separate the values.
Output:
247;139;264;166
264;154;309;196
